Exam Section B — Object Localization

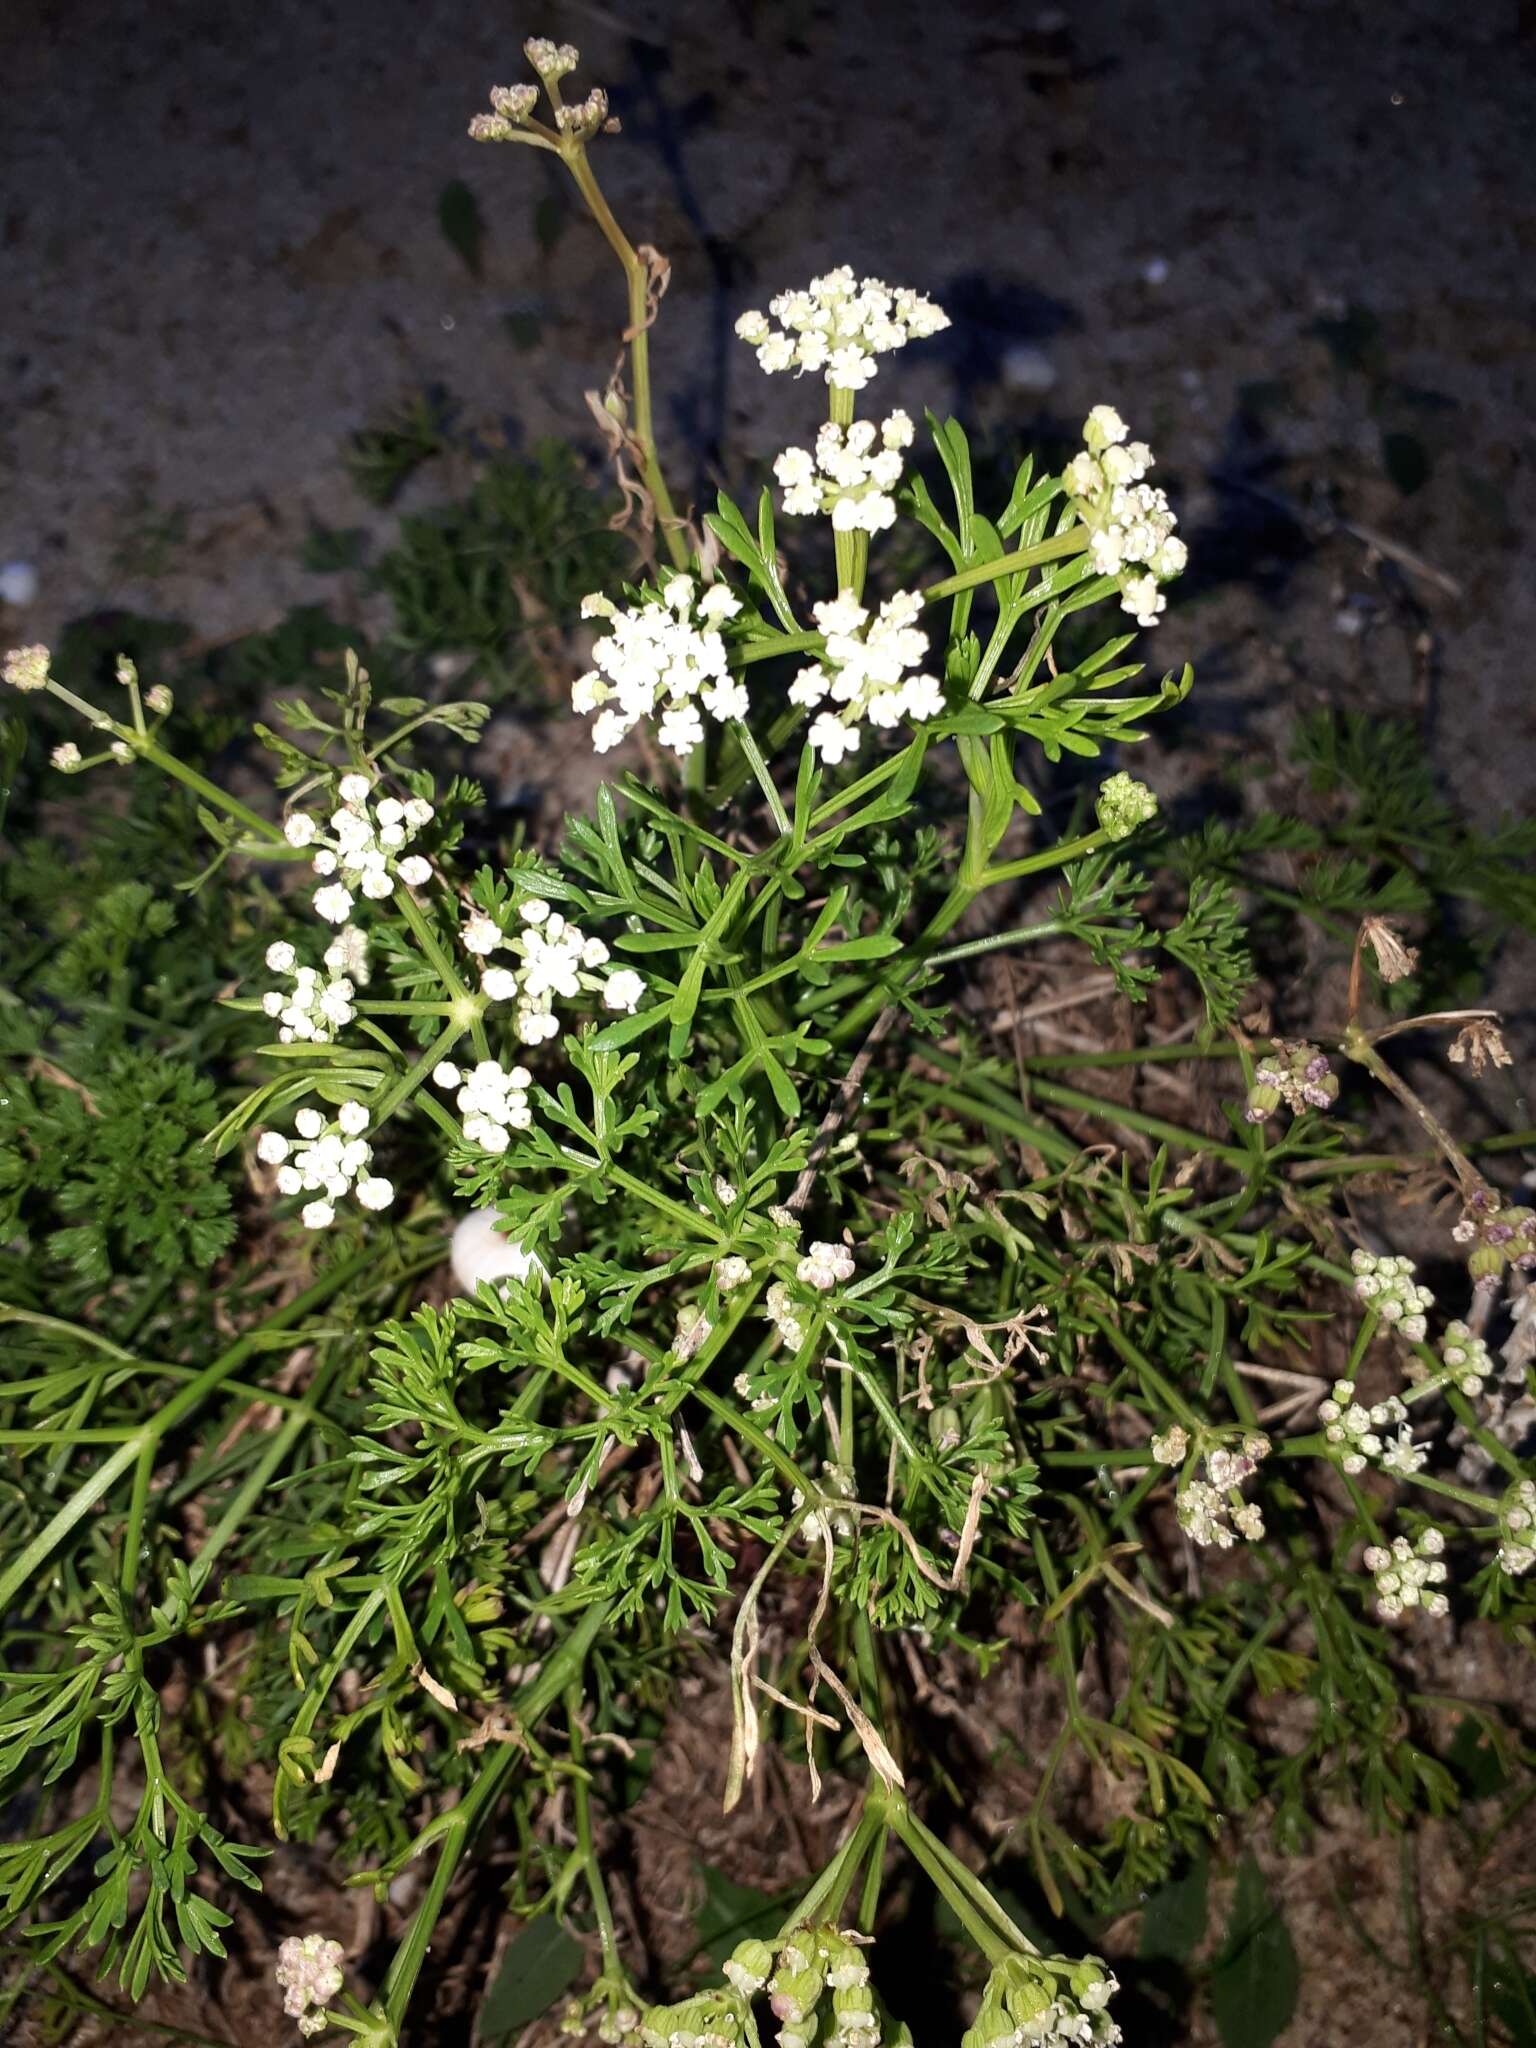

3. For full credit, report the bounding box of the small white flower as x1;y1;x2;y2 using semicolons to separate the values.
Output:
337;772;372;805
433;1061;462;1089
809;712;859;763
265;940;297;973
295;1107;324;1140
313;883;354;924
462;913;502;956
481;967;519;1002
257;1131;290;1165
51;741;82;771
283;813;318;847
337;1101;370;1136
301;1200;335;1231
397;854;432;887
356;1177;394;1210
603;968;645;1013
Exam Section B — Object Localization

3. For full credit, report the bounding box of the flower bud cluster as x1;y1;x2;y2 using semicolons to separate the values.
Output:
735;269;949;390
283;775;435;926
573;576;746;759
1244;1040;1339;1124
1452;1186;1536;1286
274;1932;345;2039
767;1926;885;2048
1413;1319;1491;1401
1363;1528;1448;1620
1318;1378;1421;1477
773;413;914;533
789;589;945;764
1061;406;1186;628
256;1103;393;1229
3;643;51;692
460;895;644;1043
1094;771;1158;842
469;41;600;144
1350;1249;1435;1341
962;1952;1122;2048
1498;1478;1536;1578
260;937;365;1045
765;1281;807;1352
1174;1435;1271;1547
434;1058;532;1154
797;1240;856;1291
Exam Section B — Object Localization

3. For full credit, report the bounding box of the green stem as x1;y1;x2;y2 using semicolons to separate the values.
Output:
379;1602;612;2032
983;828;1105;886
568;1683;625;1983
926;921;1061;969
394;887;473;1004
136;736;289;846
563;151;688;572
734;722;791;835
921;530;1088;604
0;1247;380;1615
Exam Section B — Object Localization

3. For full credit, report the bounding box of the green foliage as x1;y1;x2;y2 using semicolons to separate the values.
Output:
1;76;1532;2048
1208;1855;1299;2048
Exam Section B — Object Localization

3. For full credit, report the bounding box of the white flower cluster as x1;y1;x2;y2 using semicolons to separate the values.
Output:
734;268;949;390
283;776;435;926
434;1058;532;1154
3;643;51;692
1363;1528;1448;1620
1319;1378;1422;1478
1413;1319;1491;1401
260;929;369;1044
275;1932;345;2039
773;412;913;533
789;590;944;763
1061;406;1187;629
1174;1436;1270;1547
1351;1249;1435;1342
256;1102;394;1229
573;576;745;758
461;895;644;1044
765;1281;806;1353
715;1254;753;1293
797;1240;856;1292
962;1954;1121;2048
1499;1478;1536;1578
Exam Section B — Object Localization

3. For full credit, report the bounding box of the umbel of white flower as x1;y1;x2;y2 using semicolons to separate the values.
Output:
1319;1377;1422;1478
774;411;914;532
256;1102;394;1230
260;926;371;1045
456;893;644;1045
572;574;745;758
1173;1434;1271;1548
735;266;950;390
1350;1248;1435;1342
1061;405;1188;628
1363;1528;1449;1620
789;589;945;763
282;774;436;927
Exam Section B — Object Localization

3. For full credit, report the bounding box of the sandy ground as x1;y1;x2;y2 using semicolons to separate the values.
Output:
3;0;1534;818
